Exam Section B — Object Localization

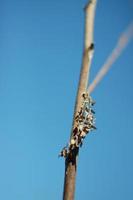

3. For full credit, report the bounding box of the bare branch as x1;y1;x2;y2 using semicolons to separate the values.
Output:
88;21;133;94
62;1;97;200
72;0;97;136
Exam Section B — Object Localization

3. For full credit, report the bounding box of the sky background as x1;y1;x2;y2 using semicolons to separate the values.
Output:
0;0;133;199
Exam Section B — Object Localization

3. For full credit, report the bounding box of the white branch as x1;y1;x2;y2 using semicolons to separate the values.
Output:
88;21;133;94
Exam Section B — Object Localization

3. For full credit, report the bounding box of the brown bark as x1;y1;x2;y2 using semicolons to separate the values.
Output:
63;1;97;200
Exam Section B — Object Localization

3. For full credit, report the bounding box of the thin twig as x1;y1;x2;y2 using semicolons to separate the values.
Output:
63;1;97;200
88;21;133;94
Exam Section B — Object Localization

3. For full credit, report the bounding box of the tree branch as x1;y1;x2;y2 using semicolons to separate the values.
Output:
87;21;133;94
62;1;97;200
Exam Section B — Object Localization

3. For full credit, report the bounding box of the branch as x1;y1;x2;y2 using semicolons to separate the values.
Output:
62;1;97;200
88;21;133;94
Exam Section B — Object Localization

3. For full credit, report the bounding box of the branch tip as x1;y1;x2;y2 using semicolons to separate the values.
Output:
84;0;97;11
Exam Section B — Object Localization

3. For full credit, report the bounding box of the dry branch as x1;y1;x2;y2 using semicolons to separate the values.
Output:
88;21;133;94
62;1;97;200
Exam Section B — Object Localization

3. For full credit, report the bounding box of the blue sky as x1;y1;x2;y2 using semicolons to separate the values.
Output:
0;0;133;199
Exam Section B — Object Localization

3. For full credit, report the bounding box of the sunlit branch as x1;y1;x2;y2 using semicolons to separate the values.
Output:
88;21;133;94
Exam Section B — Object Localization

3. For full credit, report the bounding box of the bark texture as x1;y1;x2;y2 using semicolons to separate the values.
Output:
63;1;97;200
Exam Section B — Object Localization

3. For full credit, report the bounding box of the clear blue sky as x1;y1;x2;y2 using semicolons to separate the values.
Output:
0;0;133;199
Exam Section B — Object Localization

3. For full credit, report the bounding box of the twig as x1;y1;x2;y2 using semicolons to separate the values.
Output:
62;1;97;200
88;21;133;94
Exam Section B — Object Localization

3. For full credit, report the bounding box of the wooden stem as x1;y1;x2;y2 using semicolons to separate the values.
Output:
63;1;97;200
